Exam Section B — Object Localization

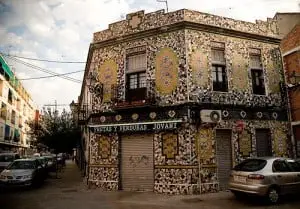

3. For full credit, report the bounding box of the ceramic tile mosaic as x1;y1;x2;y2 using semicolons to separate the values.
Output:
155;48;179;95
98;59;118;102
98;136;111;159
90;133;119;165
162;133;178;159
93;9;278;43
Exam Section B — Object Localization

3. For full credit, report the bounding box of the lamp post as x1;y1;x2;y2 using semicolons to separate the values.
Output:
69;100;78;126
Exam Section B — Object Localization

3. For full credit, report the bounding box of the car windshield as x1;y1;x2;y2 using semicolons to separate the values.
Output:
8;161;35;170
234;159;267;172
0;155;15;162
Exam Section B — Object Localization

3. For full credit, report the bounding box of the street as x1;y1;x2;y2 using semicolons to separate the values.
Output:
1;161;300;209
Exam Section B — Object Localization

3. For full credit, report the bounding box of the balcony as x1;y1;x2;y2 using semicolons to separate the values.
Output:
111;82;156;109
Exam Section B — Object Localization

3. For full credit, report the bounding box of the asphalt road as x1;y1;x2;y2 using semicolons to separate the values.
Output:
1;161;300;209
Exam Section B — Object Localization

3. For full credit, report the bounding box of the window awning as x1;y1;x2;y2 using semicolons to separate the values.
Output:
14;129;20;137
0;56;14;79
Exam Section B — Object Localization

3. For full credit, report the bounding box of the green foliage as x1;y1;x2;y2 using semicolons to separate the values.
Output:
27;108;80;154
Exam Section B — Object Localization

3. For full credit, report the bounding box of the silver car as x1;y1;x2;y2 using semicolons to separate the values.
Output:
0;153;20;172
229;157;300;204
0;158;45;187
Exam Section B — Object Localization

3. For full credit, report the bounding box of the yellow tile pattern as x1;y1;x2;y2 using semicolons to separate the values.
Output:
162;133;178;159
191;49;209;88
155;48;179;95
98;59;118;102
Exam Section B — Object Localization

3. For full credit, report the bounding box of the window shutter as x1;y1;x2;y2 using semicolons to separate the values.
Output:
212;49;225;64
250;55;262;69
127;54;146;73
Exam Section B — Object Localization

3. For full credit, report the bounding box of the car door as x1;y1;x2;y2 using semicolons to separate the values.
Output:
35;160;43;181
272;159;296;194
287;161;300;193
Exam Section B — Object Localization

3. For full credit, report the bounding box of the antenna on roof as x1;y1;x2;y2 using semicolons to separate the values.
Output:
157;0;168;13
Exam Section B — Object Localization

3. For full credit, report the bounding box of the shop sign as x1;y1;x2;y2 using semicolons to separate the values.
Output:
90;121;180;133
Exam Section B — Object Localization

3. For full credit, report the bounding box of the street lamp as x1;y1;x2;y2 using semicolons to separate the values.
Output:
69;100;79;126
70;100;78;113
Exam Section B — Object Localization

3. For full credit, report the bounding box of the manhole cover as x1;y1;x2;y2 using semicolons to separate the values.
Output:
62;189;77;193
182;198;203;203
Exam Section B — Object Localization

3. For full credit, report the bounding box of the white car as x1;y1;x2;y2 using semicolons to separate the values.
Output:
0;158;46;187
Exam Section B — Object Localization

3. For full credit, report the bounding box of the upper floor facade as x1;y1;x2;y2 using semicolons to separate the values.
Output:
80;9;286;119
0;55;37;147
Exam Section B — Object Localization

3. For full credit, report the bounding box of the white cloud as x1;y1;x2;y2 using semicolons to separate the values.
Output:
0;0;299;110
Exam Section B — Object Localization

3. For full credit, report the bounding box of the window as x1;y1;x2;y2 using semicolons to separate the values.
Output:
250;54;265;95
0;125;4;138
273;160;291;172
212;65;228;92
234;159;267;172
0;103;6;119
211;48;227;92
287;161;300;172
128;72;146;89
126;52;147;102
11;110;16;124
8;89;12;104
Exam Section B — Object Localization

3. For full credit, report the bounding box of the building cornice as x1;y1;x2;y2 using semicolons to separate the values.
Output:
92;21;281;50
282;46;300;57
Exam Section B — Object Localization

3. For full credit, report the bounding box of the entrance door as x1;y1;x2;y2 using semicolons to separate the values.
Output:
121;134;154;191
216;129;232;191
256;129;272;157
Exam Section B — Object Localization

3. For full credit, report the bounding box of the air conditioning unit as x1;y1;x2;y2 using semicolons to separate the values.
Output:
200;110;222;123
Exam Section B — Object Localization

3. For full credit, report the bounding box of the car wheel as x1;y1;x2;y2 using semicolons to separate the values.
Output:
266;187;279;204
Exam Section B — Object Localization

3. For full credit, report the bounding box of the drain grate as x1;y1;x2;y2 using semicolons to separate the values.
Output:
181;198;203;203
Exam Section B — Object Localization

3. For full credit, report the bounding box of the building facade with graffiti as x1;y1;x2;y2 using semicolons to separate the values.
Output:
79;9;290;194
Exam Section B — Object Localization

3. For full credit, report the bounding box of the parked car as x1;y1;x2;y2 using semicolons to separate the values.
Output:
0;158;46;187
0;153;20;172
43;155;56;172
229;157;300;204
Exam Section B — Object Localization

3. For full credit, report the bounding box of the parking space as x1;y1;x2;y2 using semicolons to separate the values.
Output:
1;161;300;209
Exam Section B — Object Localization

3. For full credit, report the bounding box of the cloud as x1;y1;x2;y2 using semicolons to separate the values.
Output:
0;0;299;111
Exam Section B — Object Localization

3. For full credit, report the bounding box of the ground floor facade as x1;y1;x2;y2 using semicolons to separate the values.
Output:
0;141;29;156
85;105;291;194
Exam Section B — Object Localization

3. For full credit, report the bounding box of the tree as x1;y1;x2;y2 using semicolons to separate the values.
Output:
27;108;80;154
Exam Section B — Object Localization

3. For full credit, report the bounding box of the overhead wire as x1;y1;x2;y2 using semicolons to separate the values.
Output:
18;70;84;80
2;54;82;83
0;52;86;64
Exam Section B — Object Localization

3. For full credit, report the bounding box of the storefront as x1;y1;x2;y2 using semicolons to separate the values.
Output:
86;104;290;194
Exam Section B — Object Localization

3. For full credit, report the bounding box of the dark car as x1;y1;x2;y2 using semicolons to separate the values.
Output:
0;158;46;187
44;156;56;172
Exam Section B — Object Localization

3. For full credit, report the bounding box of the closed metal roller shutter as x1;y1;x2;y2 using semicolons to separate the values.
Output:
256;129;272;157
121;134;154;191
216;129;232;191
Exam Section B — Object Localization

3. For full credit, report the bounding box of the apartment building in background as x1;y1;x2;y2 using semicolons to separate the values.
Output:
0;55;37;155
281;23;300;157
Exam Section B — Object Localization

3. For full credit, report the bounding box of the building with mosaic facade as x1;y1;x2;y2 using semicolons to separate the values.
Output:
78;9;291;195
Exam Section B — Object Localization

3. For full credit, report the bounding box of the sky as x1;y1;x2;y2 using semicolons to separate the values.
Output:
0;0;299;112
